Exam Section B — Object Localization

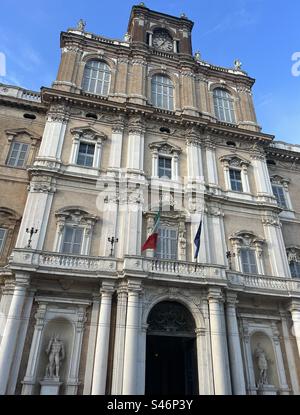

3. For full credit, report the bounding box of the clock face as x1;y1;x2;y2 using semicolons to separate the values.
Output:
152;30;173;52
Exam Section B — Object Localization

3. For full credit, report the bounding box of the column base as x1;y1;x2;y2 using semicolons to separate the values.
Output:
257;384;278;395
40;377;63;395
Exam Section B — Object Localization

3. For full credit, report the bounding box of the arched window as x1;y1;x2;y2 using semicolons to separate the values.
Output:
82;60;111;96
213;88;236;123
151;75;174;111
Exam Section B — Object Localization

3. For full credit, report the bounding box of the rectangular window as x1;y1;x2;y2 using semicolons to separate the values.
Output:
61;226;83;255
156;226;178;260
229;169;243;192
0;228;7;254
76;142;95;167
7;142;29;168
240;248;258;274
272;185;287;209
290;261;300;278
158;156;172;179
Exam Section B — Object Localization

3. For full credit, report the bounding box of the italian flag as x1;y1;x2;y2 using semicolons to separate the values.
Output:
142;212;161;251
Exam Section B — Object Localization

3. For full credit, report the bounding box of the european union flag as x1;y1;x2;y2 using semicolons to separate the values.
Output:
194;220;202;260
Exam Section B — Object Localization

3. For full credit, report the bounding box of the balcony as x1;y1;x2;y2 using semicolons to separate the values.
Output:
7;249;300;298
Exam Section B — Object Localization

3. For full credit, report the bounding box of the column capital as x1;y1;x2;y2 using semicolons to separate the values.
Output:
226;291;239;307
127;279;143;294
100;281;115;296
289;300;300;314
208;287;223;302
15;272;31;288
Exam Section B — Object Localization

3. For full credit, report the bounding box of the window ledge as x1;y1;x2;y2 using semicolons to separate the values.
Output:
64;164;99;177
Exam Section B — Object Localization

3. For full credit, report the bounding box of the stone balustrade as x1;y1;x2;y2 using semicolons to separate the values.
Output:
8;249;300;297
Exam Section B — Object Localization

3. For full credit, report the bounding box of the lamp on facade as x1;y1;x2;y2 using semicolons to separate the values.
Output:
26;227;39;249
108;237;119;257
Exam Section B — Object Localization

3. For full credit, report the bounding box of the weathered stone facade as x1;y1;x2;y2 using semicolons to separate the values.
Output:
0;5;300;395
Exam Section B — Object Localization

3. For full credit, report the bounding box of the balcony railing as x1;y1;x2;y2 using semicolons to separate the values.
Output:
8;249;300;297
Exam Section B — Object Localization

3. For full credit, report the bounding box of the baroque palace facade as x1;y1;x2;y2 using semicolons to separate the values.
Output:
0;4;300;395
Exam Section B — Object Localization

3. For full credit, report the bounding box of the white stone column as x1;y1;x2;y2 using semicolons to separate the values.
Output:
15;177;55;250
263;216;291;278
240;321;256;394
93;141;103;169
109;123;124;170
207;207;227;266
137;324;148;395
111;286;128;395
172;154;179;181
127;120;145;172
83;296;100;395
186;136;204;184
122;281;142;395
270;322;289;394
251;154;274;198
196;328;213;395
289;302;300;361
208;289;231;395
241;163;251;193
0;272;30;395
226;293;246;395
22;304;47;395
205;140;219;187
0;278;15;345
36;105;69;164
124;200;143;257
8;288;35;395
91;282;114;395
280;310;300;395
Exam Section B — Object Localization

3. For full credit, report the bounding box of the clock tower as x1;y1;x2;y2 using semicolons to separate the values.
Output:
127;3;194;56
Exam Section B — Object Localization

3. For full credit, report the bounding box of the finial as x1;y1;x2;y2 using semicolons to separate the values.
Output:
77;19;86;32
180;13;188;19
234;59;242;70
139;2;146;6
194;51;201;62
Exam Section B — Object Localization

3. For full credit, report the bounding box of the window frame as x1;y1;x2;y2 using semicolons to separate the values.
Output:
6;141;30;168
229;168;243;192
240;247;258;275
156;226;178;260
151;74;175;111
272;184;288;209
290;261;300;279
76;142;96;167
158;155;172;179
82;60;111;96
213;88;236;124
60;225;84;255
0;228;7;255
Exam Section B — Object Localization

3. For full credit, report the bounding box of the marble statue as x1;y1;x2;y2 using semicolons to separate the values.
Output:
255;343;268;385
124;32;132;43
77;19;86;32
45;334;65;379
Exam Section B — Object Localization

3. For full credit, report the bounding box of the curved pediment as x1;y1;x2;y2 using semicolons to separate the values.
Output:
5;128;41;140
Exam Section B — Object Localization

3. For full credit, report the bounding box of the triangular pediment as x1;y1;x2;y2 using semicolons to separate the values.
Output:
149;141;182;154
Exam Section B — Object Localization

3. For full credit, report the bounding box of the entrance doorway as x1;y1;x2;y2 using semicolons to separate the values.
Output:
145;301;198;395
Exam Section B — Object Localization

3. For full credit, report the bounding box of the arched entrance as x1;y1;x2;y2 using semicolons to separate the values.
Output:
145;301;199;395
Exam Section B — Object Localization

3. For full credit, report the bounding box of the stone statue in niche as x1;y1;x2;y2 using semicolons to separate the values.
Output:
45;334;65;379
255;343;268;385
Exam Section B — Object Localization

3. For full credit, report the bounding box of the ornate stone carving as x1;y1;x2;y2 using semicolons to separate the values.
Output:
128;116;145;134
47;104;70;124
28;176;57;194
147;301;195;334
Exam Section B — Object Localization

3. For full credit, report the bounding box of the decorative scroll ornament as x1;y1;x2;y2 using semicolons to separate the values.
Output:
147;302;195;334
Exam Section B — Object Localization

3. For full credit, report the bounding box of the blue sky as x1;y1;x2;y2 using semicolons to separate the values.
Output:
0;0;299;144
